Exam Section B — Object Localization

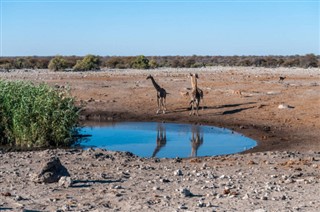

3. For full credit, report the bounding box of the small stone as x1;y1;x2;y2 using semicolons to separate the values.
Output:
153;186;160;191
261;196;268;200
58;176;73;187
254;209;266;212
278;104;294;109
281;195;287;200
160;178;170;183
14;195;23;201
113;185;123;189
174;169;183;176
178;205;188;209
197;200;206;207
242;193;250;200
178;188;193;197
284;178;294;184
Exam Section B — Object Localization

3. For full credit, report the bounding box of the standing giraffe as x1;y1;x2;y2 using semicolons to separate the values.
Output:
146;75;167;114
188;73;203;116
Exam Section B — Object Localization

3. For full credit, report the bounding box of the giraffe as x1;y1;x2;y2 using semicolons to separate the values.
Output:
146;75;167;114
152;123;167;157
188;73;203;116
190;125;204;157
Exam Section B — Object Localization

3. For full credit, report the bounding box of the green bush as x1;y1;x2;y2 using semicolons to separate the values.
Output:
73;54;101;71
0;81;80;148
131;55;150;69
149;59;159;69
48;55;67;71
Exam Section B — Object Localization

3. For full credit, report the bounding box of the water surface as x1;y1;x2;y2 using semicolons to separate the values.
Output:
80;122;256;158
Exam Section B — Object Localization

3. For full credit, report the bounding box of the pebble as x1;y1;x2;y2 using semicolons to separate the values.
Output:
197;200;206;207
254;209;266;212
178;204;188;209
174;169;183;176
177;188;193;197
58;176;73;188
152;186;160;191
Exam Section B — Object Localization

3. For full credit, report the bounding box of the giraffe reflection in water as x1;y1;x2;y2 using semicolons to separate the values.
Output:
152;123;167;157
190;125;204;157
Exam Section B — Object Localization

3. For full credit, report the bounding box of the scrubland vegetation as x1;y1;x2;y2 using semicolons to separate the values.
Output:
0;81;80;148
0;54;319;71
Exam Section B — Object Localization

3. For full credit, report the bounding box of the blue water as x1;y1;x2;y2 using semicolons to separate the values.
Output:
79;122;256;158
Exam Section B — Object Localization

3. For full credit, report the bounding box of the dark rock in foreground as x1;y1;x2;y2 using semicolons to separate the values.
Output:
32;156;70;183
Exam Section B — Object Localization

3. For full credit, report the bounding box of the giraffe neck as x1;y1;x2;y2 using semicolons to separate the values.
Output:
150;77;161;91
191;76;197;90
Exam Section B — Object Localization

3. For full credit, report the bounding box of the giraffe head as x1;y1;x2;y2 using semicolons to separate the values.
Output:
146;75;153;80
188;73;199;79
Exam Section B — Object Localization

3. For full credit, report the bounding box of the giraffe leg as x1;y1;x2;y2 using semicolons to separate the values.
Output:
189;100;193;116
201;97;204;111
196;100;199;116
163;98;167;114
156;97;160;114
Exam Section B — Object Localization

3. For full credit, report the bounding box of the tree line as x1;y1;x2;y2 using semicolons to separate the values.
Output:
0;54;319;71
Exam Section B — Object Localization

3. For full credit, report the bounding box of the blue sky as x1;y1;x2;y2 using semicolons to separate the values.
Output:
1;0;319;56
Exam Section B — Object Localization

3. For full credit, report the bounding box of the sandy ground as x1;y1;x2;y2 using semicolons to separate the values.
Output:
0;67;319;211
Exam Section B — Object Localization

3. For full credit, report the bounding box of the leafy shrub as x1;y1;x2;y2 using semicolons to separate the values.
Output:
300;54;318;68
73;54;101;71
0;81;80;148
131;55;149;69
149;59;159;69
48;55;67;71
0;63;12;71
105;57;122;68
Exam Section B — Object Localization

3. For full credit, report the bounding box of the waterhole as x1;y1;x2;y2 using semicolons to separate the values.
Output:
80;122;256;158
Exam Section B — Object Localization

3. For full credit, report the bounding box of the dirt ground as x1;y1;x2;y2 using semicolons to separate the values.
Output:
0;67;319;211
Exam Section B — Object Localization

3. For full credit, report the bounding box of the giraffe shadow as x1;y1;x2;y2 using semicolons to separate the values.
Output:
205;101;256;110
220;106;255;115
71;179;123;188
170;102;256;114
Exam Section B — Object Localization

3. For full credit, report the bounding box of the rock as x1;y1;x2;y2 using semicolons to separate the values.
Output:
58;176;73;187
197;200;206;207
159;178;170;183
152;186;160;191
254;209;266;212
177;188;193;197
14;195;23;201
31;156;70;183
242;193;250;200
174;169;183;176
178;204;188;209
113;185;123;189
278;104;294;109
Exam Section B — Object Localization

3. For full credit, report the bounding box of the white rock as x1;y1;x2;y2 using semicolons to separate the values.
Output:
58;176;73;188
278;104;294;109
174;169;183;176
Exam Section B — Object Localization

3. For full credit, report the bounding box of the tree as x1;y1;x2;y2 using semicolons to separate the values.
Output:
300;54;318;68
73;55;101;71
131;55;150;69
149;59;159;69
48;56;67;71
